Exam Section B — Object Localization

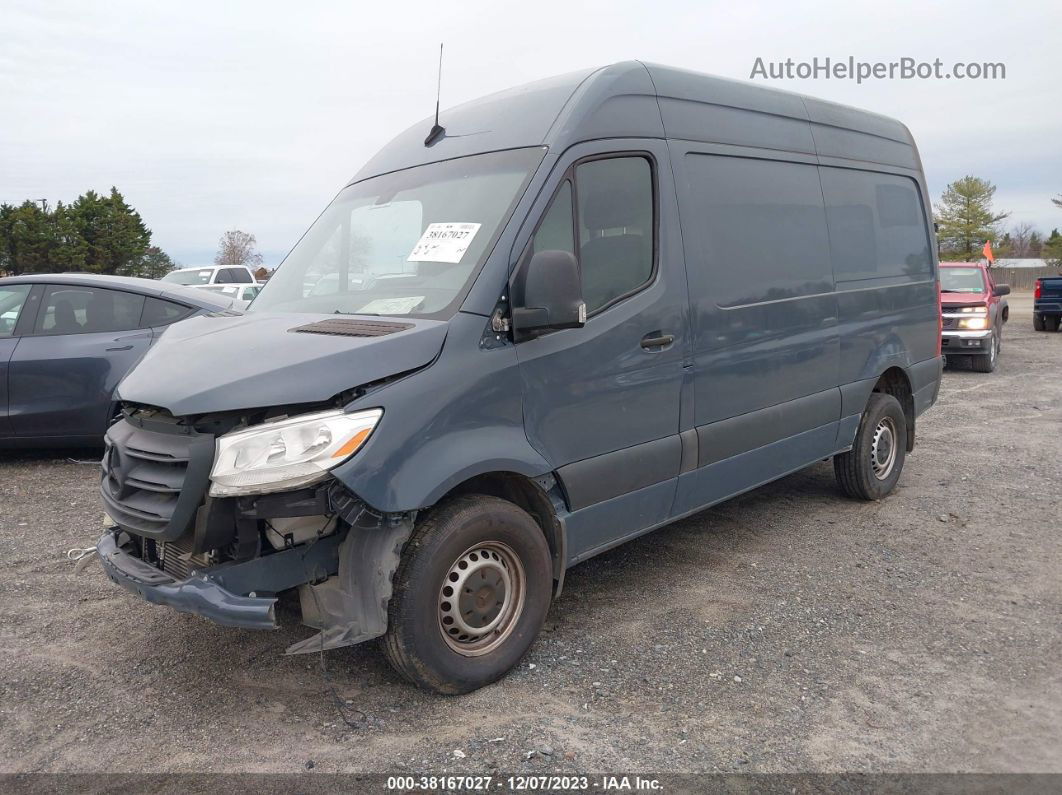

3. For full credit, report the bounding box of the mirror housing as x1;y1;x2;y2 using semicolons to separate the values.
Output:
993;284;1011;297
511;250;586;334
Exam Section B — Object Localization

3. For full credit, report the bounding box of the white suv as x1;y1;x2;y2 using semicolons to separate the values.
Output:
160;265;258;287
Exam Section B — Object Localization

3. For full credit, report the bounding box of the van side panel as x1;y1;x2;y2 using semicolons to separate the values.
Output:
665;146;843;517
671;420;840;524
674;150;840;435
819;166;939;398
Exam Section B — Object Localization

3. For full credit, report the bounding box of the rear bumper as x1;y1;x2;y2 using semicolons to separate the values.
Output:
1034;301;1062;316
941;328;992;354
97;532;278;630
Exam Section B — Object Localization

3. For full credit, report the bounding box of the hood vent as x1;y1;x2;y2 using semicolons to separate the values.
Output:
289;318;414;338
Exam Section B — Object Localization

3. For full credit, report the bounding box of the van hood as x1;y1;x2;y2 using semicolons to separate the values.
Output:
117;311;448;416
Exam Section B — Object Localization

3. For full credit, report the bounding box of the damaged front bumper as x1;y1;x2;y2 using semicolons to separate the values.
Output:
96;529;344;631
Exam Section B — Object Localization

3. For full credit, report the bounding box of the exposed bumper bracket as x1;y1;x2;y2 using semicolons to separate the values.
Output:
97;532;279;630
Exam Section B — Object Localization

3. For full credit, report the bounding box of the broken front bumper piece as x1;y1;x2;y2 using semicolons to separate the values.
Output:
96;502;413;655
96;529;344;631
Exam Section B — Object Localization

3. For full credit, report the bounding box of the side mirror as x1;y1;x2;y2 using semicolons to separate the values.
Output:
993;284;1011;297
511;250;585;335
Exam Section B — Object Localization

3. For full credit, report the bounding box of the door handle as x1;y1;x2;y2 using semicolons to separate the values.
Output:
640;333;675;350
106;344;134;352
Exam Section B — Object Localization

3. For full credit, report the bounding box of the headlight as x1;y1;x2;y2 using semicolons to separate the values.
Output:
958;317;988;330
209;408;382;496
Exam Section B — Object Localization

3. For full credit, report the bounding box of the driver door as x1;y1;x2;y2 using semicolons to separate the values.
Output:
513;141;691;561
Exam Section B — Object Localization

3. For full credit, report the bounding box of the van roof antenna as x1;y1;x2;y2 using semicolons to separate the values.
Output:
424;43;446;147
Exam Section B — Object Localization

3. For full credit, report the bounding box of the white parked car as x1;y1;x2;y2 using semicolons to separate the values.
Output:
160;265;258;287
196;283;263;302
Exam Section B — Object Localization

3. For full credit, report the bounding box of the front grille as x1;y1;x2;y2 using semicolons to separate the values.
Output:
101;412;216;541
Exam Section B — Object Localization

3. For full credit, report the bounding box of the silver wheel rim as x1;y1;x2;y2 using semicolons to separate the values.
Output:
438;541;525;657
870;416;898;480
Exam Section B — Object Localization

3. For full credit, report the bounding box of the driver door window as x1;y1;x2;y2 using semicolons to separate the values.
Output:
531;156;655;316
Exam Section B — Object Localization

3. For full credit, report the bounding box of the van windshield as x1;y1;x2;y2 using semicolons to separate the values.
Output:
251;147;545;320
940;266;986;293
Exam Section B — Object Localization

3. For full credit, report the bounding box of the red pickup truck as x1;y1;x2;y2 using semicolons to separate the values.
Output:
939;262;1011;373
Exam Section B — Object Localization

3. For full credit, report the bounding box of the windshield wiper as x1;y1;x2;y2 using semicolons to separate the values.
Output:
333;309;380;316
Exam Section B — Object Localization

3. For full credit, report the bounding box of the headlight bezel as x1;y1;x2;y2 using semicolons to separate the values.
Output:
208;407;382;497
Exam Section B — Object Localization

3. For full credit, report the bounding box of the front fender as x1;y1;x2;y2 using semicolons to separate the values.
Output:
332;313;551;512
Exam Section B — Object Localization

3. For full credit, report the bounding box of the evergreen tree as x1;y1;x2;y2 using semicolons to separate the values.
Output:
934;177;1009;261
0;201;54;274
122;246;177;279
1045;228;1062;268
72;187;151;274
51;201;89;271
0;188;168;276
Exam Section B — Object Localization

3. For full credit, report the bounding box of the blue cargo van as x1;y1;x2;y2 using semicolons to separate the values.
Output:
97;62;942;693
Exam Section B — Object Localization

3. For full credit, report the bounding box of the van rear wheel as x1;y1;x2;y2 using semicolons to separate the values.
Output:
380;495;552;694
833;393;907;501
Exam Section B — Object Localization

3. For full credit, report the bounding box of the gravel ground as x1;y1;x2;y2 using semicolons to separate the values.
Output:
1;294;1059;775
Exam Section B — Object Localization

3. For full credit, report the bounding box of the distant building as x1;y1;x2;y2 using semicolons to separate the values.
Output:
254;266;273;281
995;258;1051;269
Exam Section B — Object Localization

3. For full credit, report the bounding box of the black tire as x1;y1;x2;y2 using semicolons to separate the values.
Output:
380;494;552;694
834;392;907;501
970;331;998;373
1048;317;1061;332
1034;313;1045;331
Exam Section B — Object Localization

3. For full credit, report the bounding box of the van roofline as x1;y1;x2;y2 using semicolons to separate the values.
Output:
348;61;920;186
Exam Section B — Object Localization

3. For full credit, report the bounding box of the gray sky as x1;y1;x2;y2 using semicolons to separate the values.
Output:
2;0;1060;266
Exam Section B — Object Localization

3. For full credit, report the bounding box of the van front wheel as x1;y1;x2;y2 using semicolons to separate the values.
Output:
833;392;907;501
381;495;552;694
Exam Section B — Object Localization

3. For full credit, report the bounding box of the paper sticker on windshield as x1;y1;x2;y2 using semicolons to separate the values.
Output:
407;222;481;264
359;296;424;315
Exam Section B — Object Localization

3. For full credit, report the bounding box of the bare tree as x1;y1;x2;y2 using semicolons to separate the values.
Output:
1008;221;1036;258
215;229;264;268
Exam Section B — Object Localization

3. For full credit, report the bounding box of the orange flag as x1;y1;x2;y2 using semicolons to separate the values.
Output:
982;240;995;264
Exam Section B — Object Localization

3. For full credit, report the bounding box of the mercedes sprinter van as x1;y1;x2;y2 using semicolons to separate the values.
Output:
97;62;942;693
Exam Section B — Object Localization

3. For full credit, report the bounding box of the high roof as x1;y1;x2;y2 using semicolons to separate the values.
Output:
350;61;920;184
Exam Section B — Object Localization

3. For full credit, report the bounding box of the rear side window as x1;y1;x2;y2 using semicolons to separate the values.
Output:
683;154;833;306
141;297;194;327
0;284;32;338
820;168;933;282
576;157;654;313
36;286;145;335
218;267;252;283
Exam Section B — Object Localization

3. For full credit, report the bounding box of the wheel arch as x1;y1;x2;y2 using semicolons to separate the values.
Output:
871;366;915;452
438;470;568;598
